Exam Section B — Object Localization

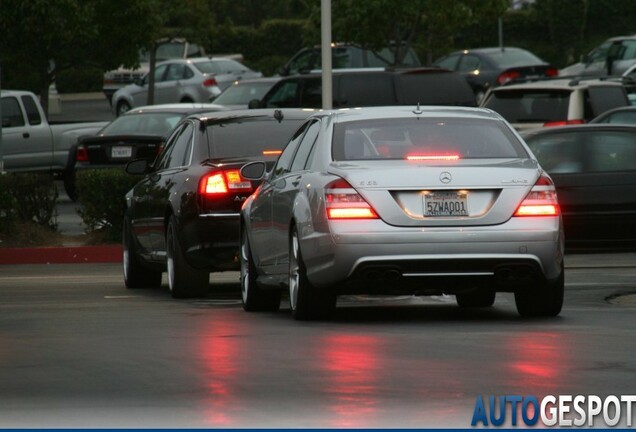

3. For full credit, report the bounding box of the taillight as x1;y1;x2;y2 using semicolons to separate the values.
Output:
199;169;252;196
514;174;560;217
406;154;460;161
543;119;584;127
545;67;559;77
497;70;521;85
203;77;218;88
76;145;88;162
325;178;378;220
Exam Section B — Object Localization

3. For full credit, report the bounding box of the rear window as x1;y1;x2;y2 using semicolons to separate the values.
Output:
484;90;571;123
206;117;305;159
337;74;395;107
397;72;477;106
332;117;528;161
101;113;184;136
484;49;544;68
526;129;636;173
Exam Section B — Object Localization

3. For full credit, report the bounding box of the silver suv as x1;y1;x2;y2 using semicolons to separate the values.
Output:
480;78;630;131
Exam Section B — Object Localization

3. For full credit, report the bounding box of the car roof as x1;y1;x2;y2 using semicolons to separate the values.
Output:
451;47;530;55
0;90;36;97
282;67;456;78
492;77;625;91
520;123;636;138
126;103;229;114
313;105;504;123
156;57;241;66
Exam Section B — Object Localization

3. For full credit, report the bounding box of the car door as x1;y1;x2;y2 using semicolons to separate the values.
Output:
129;122;195;259
1;94;53;171
132;64;168;107
155;63;185;103
270;120;321;272
249;122;309;269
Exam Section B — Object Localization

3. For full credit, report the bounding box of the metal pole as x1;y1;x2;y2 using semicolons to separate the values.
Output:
498;16;504;51
321;0;333;109
0;64;4;173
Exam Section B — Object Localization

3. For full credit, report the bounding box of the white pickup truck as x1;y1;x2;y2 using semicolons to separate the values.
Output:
1;90;107;177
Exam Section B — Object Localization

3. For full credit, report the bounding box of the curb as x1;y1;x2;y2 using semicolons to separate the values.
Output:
0;245;122;265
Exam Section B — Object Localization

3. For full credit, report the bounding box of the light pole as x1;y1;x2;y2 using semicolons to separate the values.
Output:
0;64;4;174
321;0;332;109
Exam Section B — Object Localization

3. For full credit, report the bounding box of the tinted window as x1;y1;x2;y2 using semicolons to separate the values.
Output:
525;133;585;174
272;122;308;177
597;110;636;125
155;123;193;169
458;55;480;72
484;49;543;68
433;54;460;70
287;50;319;74
299;79;322;108
207;117;306;161
586;86;629;118
21;95;42;125
484;90;570;123
337;74;394;107
265;80;300;108
291;120;320;171
165;64;186;81
398;72;476;106
100;113;184;136
587;131;636;172
332;117;527;161
1;97;25;127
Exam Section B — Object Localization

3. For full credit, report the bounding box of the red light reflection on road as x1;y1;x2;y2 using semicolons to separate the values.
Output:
318;334;383;427
199;320;242;426
507;332;570;393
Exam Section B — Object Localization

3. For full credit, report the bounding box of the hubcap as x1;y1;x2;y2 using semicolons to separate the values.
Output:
289;233;300;311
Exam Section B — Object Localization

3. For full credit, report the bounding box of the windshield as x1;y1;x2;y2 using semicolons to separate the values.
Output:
213;81;276;105
99;113;185;137
332;117;527;161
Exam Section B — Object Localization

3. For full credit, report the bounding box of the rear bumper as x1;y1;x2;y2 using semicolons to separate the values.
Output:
301;217;564;293
182;213;241;271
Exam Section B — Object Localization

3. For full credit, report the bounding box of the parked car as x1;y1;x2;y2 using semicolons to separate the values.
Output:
122;108;314;299
212;77;281;109
103;38;206;104
521;124;636;250
433;47;558;102
65;103;228;199
560;35;636;77
590;106;636;124
239;106;564;320
111;57;263;116
278;42;421;76
251;68;477;109
0;90;107;176
480;77;630;131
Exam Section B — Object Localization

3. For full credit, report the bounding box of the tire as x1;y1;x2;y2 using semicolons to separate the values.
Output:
514;266;564;317
63;170;77;201
116;100;131;116
456;290;496;308
166;215;209;299
240;226;281;311
123;217;162;289
288;227;336;320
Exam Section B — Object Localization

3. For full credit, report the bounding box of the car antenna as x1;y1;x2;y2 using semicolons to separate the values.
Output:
274;109;284;123
413;103;423;115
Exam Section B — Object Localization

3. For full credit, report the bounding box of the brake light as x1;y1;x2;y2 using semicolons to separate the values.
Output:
543;119;584;127
203;77;218;88
514;174;560;217
76;145;88;162
406;154;460;161
497;70;521;85
262;150;282;156
325;178;378;220
545;67;559;77
199;169;252;196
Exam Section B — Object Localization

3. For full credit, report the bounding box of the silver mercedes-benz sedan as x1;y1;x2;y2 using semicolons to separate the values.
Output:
239;106;564;320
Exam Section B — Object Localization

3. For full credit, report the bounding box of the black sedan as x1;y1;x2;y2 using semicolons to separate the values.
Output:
122;108;313;298
66;103;228;199
522;124;636;250
433;47;558;101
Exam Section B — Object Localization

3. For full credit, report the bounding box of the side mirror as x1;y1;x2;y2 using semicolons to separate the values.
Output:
248;98;263;109
126;158;150;175
240;161;267;180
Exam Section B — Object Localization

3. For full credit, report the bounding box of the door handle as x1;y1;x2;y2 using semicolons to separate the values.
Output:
291;176;302;187
22;132;30;138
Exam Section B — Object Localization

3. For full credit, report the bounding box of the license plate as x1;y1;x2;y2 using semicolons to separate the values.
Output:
111;146;132;158
423;191;468;216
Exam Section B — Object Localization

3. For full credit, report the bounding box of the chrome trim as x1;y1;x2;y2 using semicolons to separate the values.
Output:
402;272;494;277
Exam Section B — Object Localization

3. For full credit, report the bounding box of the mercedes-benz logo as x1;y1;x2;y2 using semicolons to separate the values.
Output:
439;172;452;184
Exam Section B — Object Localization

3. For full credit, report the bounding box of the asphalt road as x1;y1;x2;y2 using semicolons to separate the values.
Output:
0;254;634;428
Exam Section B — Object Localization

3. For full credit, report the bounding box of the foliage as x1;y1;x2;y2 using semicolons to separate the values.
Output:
75;169;139;242
0;0;159;111
56;66;103;93
0;172;58;230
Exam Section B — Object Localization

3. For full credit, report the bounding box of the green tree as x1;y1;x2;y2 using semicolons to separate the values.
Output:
0;0;159;114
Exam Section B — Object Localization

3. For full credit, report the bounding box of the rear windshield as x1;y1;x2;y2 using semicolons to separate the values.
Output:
213;81;275;105
485;49;544;68
525;129;636;173
484;90;571;123
332;117;528;161
100;113;184;136
206;117;305;159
